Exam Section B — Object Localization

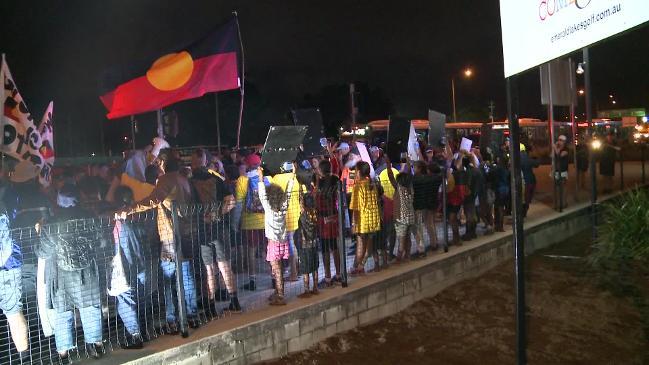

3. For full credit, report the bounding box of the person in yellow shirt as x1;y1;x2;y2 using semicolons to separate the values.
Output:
349;161;382;275
235;154;269;291
377;162;399;260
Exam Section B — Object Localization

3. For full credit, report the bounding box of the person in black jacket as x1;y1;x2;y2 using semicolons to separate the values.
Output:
520;144;540;218
37;184;105;360
461;153;483;240
491;155;510;232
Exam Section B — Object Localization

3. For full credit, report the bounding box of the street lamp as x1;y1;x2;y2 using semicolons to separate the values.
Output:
451;68;473;122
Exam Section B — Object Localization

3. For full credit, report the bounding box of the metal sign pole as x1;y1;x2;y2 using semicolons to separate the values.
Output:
583;47;598;240
215;93;221;151
507;77;527;365
442;164;449;252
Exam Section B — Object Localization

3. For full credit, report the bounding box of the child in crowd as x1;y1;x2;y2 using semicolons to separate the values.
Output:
298;191;320;297
296;167;319;297
387;159;421;262
316;160;342;286
257;167;294;306
349;161;382;275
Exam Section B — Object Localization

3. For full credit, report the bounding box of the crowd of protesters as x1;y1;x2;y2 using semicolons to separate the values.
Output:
0;127;627;363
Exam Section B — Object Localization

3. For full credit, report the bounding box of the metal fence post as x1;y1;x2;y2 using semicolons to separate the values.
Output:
619;149;624;191
337;181;348;287
642;145;646;184
441;165;449;252
170;202;189;338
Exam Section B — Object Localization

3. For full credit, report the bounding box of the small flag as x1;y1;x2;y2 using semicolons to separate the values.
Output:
100;18;241;119
38;101;54;186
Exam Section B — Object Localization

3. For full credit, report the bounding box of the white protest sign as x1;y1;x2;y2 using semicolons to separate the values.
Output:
460;137;473;152
355;142;375;179
407;123;420;161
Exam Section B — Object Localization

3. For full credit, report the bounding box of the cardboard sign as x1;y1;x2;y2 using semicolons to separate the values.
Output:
291;108;326;158
355;142;375;179
261;125;307;175
460;137;473;152
428;109;446;147
407;124;420;161
386;116;410;163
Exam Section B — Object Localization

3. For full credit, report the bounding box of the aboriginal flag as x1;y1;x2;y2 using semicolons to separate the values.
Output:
100;18;240;119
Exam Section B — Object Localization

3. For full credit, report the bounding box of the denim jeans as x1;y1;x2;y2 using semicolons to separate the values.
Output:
161;261;197;323
54;305;102;352
116;272;146;336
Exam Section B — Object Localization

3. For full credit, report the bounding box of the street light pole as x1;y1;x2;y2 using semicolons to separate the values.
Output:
451;68;472;123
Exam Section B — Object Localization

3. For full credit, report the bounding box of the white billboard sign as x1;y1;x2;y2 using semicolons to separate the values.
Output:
500;0;649;77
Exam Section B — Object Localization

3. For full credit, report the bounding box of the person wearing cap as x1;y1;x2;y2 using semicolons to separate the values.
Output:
369;146;385;174
234;153;270;291
271;162;302;282
520;143;539;218
329;142;350;177
552;135;570;208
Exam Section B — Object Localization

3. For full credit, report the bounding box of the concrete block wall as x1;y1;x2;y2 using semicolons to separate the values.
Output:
128;208;591;365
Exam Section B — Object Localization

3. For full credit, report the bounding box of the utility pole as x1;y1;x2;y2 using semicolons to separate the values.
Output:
349;83;358;130
489;100;495;122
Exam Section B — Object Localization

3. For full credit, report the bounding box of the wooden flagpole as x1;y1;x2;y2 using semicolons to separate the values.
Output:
0;54;5;171
215;93;221;151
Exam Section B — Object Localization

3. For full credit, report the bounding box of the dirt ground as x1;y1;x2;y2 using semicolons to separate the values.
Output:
265;232;649;365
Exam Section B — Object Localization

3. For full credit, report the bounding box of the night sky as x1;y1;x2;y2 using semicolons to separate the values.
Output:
1;1;648;155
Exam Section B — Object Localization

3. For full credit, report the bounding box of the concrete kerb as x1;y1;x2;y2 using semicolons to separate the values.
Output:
116;197;613;365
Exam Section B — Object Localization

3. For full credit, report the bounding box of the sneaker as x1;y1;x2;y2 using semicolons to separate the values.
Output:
243;279;256;291
122;333;144;350
164;321;179;335
269;296;287;306
224;297;242;313
58;352;70;365
85;342;105;359
188;317;201;329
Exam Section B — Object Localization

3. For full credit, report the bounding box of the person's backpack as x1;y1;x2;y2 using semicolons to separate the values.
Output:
245;176;265;213
55;227;94;271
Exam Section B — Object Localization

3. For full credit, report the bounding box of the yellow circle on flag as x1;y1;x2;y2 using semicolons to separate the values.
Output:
146;51;194;91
